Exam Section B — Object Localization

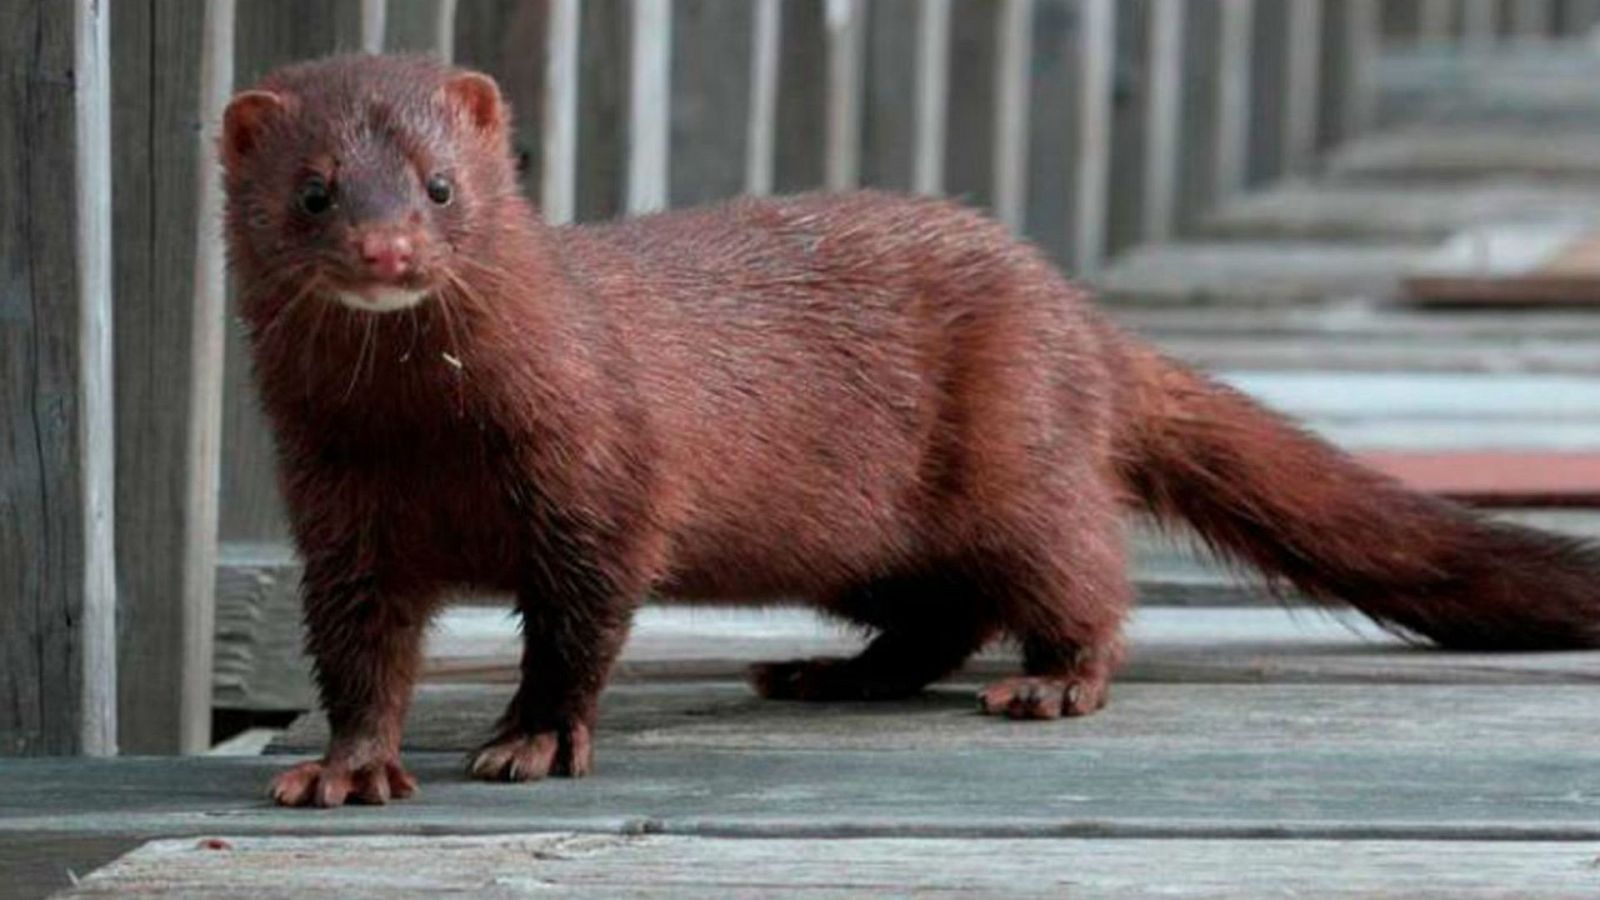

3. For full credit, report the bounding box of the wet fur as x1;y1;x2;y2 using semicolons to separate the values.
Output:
224;56;1600;807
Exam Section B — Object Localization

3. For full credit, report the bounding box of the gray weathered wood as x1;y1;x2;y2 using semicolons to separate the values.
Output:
1281;0;1323;174
1464;0;1501;45
541;0;579;223
1;0;118;757
63;834;1600;898
911;0;951;195
108;0;226;754
1097;239;1424;307
1337;0;1378;140
452;0;548;202
993;0;1034;230
1141;0;1184;242
1327;127;1600;181
1512;0;1555;36
360;0;387;52
745;0;782;195
942;0;1002;209
1213;0;1254;202
773;0;827;192
1419;0;1455;40
669;1;754;207
627;0;672;213
575;0;630;222
823;0;865;190
1073;0;1116;275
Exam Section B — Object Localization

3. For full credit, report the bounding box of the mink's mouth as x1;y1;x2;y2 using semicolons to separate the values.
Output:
332;284;432;313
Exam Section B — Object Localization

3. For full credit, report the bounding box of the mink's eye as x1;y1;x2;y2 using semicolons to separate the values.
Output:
298;176;333;215
426;174;453;206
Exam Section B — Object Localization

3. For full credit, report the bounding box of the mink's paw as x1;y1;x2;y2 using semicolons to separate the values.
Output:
749;657;920;701
977;675;1108;720
468;722;594;782
268;755;418;808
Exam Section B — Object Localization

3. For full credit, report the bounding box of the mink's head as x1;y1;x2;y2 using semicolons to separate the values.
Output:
221;55;519;318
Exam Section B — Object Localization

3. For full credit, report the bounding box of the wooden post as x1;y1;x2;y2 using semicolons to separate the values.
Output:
1340;0;1379;139
1074;0;1115;276
361;0;388;52
1282;0;1323;175
1213;0;1254;201
543;0;580;223
912;0;952;195
1;0;118;757
993;0;1034;230
1510;0;1553;37
1142;0;1184;243
746;0;783;195
824;0;865;190
628;0;672;213
1419;0;1454;41
436;0;458;60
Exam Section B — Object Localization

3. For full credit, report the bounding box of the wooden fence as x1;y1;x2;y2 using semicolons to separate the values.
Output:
5;0;1600;757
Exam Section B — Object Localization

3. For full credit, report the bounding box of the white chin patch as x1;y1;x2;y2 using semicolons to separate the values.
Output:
334;286;430;313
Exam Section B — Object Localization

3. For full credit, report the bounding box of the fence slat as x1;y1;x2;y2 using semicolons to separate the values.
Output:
824;0;865;190
1;0;118;757
435;0;457;60
992;0;1034;230
912;0;952;195
1073;0;1115;276
1213;0;1255;202
361;0;388;53
1339;0;1378;139
627;0;672;213
1282;0;1323;175
1141;0;1184;243
1511;0;1553;36
746;0;782;195
1419;0;1453;40
542;0;580;223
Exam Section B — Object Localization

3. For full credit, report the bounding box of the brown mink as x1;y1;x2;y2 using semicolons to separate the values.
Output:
220;55;1600;808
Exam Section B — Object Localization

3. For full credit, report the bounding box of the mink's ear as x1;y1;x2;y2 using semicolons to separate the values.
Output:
442;72;505;136
221;90;289;171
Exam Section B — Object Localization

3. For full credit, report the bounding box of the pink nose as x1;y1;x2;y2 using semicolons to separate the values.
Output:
356;232;415;281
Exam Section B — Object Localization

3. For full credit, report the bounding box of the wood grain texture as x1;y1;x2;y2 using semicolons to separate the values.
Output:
62;834;1600;898
1;0;118;757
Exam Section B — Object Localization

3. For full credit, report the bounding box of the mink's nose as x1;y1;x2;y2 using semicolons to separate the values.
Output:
356;232;415;282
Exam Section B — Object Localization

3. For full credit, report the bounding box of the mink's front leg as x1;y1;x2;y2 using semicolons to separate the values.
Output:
269;561;431;808
469;575;637;782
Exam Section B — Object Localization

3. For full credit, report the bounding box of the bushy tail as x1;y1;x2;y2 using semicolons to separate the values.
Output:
1112;339;1600;650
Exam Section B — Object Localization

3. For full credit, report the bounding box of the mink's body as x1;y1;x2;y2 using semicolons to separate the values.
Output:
222;56;1600;808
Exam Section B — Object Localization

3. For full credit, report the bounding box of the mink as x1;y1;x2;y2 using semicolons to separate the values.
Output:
220;55;1600;808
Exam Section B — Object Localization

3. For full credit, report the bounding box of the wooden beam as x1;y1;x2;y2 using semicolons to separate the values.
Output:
1141;0;1184;243
1463;0;1499;45
1073;0;1115;276
745;0;782;195
1419;0;1454;41
1281;0;1323;175
992;0;1034;230
1510;0;1554;37
627;0;672;213
0;0;118;756
1213;0;1254;201
360;0;387;52
824;0;865;190
542;0;580;223
1339;0;1379;140
912;0;951;195
436;0;458;60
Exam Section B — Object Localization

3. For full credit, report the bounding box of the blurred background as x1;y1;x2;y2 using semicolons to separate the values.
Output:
6;0;1600;759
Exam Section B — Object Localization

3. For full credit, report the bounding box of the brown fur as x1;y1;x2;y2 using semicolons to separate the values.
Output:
221;56;1600;808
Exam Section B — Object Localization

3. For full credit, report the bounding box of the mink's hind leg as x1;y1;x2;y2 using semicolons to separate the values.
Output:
750;570;1000;702
974;518;1132;721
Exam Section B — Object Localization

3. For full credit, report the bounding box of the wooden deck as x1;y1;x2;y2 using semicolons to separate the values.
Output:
19;33;1600;900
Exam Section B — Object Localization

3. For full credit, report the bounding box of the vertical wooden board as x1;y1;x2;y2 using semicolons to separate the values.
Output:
1072;0;1115;275
1380;0;1422;38
1245;0;1287;187
774;0;828;192
219;0;364;547
822;0;865;190
669;1;754;207
384;0;453;54
1463;0;1502;44
861;0;918;192
1338;0;1379;140
1559;0;1600;32
0;0;118;756
993;0;1036;231
575;0;630;222
745;0;782;195
1023;0;1083;265
540;0;580;223
1141;0;1184;243
1174;0;1223;233
452;0;548;202
1212;0;1253;201
1419;0;1456;40
626;0;672;213
1105;0;1152;256
1281;0;1323;175
943;0;999;206
109;0;216;755
1316;0;1352;150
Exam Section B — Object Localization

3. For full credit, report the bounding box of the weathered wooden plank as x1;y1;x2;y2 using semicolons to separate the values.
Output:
1419;0;1455;41
1512;0;1556;36
1173;0;1223;234
911;0;950;195
1;0;118;757
993;0;1034;230
669;0;754;207
1104;0;1153;257
1464;0;1502;45
773;0;827;192
541;0;579;223
379;0;452;55
1141;0;1184;242
1213;0;1254;202
942;0;1002;209
1337;0;1379;139
360;0;387;52
1281;0;1323;174
1097;240;1424;307
744;0;782;195
575;0;630;222
1073;0;1116;275
627;0;672;213
1405;222;1600;305
859;0;916;192
63;834;1600;899
823;0;865;190
451;0;547;201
